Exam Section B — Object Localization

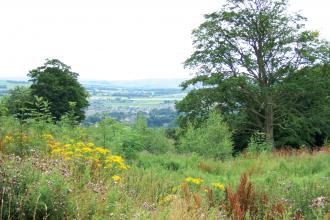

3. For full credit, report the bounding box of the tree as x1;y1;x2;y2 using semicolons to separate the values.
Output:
179;0;330;144
28;59;89;122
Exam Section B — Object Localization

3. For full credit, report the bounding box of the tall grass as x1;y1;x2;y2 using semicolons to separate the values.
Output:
0;116;329;219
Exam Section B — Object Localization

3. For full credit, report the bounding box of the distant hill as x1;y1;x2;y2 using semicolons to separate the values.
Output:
0;77;187;89
81;78;186;89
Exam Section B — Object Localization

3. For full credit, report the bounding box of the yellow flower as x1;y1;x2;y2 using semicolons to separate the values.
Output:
43;133;53;139
4;135;13;143
82;147;93;153
119;164;129;170
95;147;110;155
106;155;124;164
76;142;84;148
64;143;72;148
185;177;204;185
112;175;121;182
64;151;74;157
47;138;129;173
211;183;225;191
52;148;62;154
112;155;124;163
74;153;83;158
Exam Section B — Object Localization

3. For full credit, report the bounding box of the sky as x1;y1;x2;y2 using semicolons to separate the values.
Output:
0;0;329;81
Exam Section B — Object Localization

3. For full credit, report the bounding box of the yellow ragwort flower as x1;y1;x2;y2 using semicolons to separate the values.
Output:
82;147;93;153
112;175;121;182
185;177;204;185
4;135;13;143
95;147;110;155
211;183;225;191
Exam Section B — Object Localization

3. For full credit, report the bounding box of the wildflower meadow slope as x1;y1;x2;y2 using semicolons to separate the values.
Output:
0;116;329;219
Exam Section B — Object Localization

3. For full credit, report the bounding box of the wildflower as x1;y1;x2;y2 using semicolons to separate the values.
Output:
82;147;93;153
112;155;124;163
211;182;225;191
112;175;121;182
76;142;85;148
95;147;110;155
310;196;327;208
64;151;74;157
4;135;13;143
51;148;62;154
43;133;53;139
185;177;204;185
106;155;124;164
64;143;72;148
119;164;129;170
47;138;129;175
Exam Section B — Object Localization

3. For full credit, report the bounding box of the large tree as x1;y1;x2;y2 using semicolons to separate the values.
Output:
28;59;89;122
179;0;330;144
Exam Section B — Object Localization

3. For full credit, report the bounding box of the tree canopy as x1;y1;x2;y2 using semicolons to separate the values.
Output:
177;0;330;150
28;59;89;122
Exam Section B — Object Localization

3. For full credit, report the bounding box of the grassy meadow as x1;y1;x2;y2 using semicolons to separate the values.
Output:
0;116;329;220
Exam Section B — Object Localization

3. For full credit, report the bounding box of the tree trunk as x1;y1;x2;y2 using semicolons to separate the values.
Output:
265;94;274;145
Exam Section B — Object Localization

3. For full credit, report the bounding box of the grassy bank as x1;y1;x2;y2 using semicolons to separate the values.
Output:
1;148;329;219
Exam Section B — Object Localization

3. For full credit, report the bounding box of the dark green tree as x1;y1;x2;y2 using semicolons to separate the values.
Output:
178;0;330;146
28;59;89;122
273;64;330;147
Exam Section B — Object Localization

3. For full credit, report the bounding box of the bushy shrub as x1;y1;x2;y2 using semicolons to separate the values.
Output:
133;113;172;154
247;132;273;154
178;111;233;159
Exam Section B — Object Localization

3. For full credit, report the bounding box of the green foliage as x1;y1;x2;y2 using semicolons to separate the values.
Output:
134;113;172;154
120;133;143;160
247;132;273;154
177;0;330;150
60;101;81;126
28;59;89;122
147;108;177;128
274;64;330;147
29;96;52;122
0;97;8;116
4;86;33;119
85;114;171;159
178;111;233;159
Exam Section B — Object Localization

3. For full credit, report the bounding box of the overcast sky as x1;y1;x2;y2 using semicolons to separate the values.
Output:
0;0;329;81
